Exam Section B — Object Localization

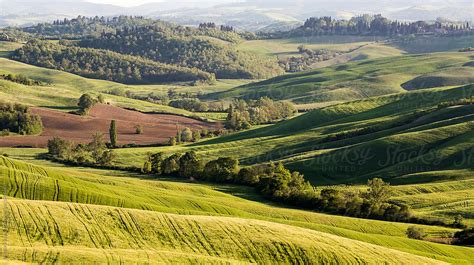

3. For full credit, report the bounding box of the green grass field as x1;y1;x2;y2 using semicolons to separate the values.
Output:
1;35;473;264
207;51;474;105
2;156;473;264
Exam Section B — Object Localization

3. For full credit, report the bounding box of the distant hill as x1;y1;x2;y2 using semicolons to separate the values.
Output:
1;0;472;30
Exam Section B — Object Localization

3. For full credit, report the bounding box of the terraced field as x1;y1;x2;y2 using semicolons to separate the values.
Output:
2;156;473;264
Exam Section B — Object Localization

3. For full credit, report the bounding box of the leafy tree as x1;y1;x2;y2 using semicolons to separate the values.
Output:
97;149;116;166
97;94;105;103
47;137;73;159
178;151;202;178
109;120;117;147
453;214;466;228
78;93;96;115
406;226;426;240
180;128;193;142
162;153;181;175
88;132;106;163
142;161;152;174
192;130;201;142
168;136;177;146
364;178;391;204
454;228;474;245
147;152;165;174
203;157;239;182
135;124;143;134
12;40;213;84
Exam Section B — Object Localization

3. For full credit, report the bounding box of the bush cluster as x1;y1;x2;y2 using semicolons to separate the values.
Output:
47;134;115;166
0;102;43;135
0;74;45;86
226;97;297;130
141;152;413;223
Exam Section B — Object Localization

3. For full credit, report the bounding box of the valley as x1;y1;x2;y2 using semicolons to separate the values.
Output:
0;9;473;264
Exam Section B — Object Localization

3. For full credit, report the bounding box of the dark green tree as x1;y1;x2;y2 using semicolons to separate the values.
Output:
78;93;96;115
178;151;202;178
109;120;117;147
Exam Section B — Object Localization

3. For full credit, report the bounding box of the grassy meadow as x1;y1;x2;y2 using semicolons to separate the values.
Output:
207;51;474;105
0;33;473;264
2;156;474;264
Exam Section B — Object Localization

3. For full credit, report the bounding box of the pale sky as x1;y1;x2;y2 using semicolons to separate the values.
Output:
86;0;239;7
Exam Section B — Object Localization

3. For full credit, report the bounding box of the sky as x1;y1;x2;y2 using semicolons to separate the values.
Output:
86;0;240;7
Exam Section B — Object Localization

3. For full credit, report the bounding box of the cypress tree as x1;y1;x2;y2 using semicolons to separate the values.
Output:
109;120;117;147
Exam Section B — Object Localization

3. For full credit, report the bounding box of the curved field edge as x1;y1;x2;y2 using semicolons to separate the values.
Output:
1;156;473;264
2;199;450;264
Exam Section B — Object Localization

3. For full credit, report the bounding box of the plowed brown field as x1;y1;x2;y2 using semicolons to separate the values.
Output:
0;104;218;148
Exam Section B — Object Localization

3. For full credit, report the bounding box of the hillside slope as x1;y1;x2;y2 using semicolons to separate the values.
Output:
2;156;473;264
207;51;474;105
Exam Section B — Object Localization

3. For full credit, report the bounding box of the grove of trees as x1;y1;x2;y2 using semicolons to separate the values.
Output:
0;102;43;135
226;97;297;130
267;14;473;38
47;134;115;166
140;151;416;224
12;40;214;84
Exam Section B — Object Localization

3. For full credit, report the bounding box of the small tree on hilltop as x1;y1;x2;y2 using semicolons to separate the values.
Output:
109;120;117;148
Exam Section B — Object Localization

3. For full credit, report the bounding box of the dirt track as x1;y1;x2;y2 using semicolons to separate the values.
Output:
0;104;218;148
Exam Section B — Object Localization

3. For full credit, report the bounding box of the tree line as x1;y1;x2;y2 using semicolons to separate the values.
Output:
226;97;297;130
47;134;115;166
0;73;45;86
265;14;473;38
139;151;423;224
11;40;214;84
0;102;43;136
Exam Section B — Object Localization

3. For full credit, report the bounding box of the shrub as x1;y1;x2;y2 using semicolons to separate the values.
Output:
453;228;474;245
135;124;143;134
77;94;96;115
406;226;426;240
0;102;43;135
47;137;74;159
203;157;239;182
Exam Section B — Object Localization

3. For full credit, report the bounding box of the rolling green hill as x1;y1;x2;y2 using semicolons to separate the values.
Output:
65;84;472;226
2;156;473;264
207;51;474;106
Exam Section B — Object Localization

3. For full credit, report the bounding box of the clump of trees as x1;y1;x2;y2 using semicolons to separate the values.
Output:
170;127;221;145
226;97;297;130
12;40;214;84
267;14;473;38
140;151;413;224
78;24;283;79
47;134;115;166
406;226;426;240
437;97;473;109
0;74;45;86
0;102;43;135
453;228;474;245
77;94;97;115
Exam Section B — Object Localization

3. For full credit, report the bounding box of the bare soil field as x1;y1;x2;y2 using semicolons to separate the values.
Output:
0;104;218;148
